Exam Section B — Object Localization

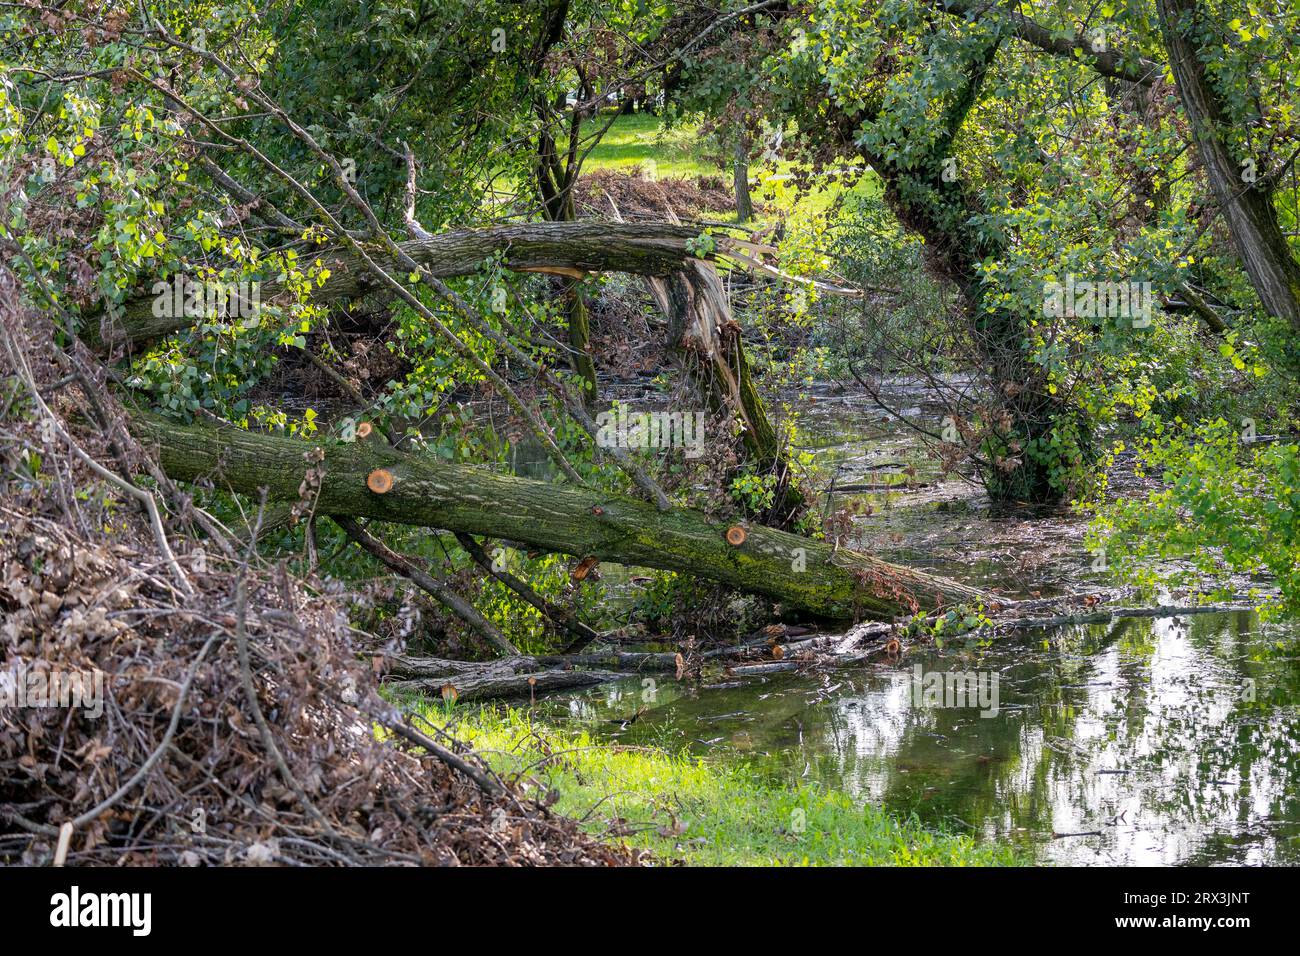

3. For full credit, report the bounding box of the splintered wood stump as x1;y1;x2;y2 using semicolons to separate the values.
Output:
134;414;989;619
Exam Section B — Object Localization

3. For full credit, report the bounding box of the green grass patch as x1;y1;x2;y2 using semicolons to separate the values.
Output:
585;113;880;229
585;112;720;179
419;701;1025;866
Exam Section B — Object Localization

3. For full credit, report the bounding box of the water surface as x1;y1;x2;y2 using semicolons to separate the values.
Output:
539;382;1300;865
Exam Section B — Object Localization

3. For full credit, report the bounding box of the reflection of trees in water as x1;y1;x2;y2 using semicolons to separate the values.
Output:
557;609;1299;863
805;612;1300;864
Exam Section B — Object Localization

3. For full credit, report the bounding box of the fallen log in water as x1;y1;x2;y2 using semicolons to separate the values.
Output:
132;415;989;619
384;655;630;702
994;602;1259;631
383;624;900;701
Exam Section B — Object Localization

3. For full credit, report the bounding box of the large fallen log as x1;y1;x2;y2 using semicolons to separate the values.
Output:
133;415;988;619
94;222;704;348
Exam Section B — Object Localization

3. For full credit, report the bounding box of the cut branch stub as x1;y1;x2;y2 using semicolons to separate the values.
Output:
726;525;748;546
367;468;394;494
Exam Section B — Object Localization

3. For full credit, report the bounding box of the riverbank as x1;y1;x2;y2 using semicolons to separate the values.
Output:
418;701;1025;866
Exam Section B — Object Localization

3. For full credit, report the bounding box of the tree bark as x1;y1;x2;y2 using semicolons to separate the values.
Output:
385;655;628;702
93;222;705;349
733;141;754;223
1156;0;1300;332
131;414;988;619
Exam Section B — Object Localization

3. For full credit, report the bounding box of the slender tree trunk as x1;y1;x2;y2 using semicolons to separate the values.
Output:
562;278;598;405
733;141;754;224
535;116;600;405
1156;0;1300;332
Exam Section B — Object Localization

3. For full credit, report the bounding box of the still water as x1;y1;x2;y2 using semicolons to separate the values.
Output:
537;384;1300;865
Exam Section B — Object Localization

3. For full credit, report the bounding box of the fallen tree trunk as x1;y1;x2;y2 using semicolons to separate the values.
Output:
133;415;987;619
384;655;629;702
100;216;810;532
385;626;891;701
94;222;704;348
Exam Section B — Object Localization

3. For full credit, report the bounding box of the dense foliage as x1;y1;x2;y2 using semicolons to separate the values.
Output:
3;0;1299;634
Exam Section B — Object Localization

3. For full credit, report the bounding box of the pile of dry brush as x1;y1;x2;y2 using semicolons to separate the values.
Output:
575;166;743;220
0;275;642;866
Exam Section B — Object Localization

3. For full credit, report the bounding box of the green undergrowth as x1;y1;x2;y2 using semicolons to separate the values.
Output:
410;699;1025;866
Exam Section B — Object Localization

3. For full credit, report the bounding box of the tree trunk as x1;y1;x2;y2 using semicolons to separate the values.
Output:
1156;0;1300;333
384;655;629;702
562;278;598;405
93;222;705;349
733;142;754;224
827;33;1078;503
647;260;805;526
132;414;988;619
535;119;601;406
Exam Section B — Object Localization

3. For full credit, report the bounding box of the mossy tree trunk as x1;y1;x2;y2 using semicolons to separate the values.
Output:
1156;0;1300;336
133;415;987;620
818;32;1082;503
92;222;707;350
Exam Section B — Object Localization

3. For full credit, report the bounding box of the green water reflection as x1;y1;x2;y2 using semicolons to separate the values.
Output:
542;610;1300;865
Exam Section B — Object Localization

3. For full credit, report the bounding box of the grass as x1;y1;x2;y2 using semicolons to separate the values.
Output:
584;112;880;241
584;112;720;179
417;701;1025;866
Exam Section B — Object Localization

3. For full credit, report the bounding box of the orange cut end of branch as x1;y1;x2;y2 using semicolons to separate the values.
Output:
571;556;599;581
367;468;394;494
356;421;372;439
725;525;747;546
